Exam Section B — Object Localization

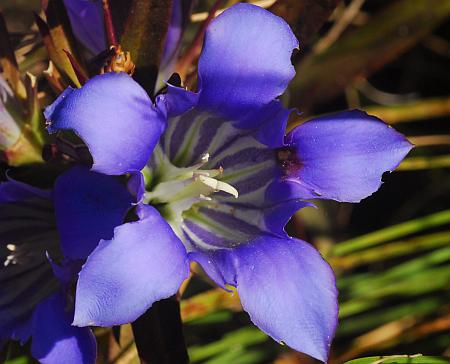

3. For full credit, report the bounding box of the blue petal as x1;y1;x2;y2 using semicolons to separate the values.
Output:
31;292;96;364
264;199;313;236
156;0;185;90
48;257;83;290
0;178;50;203
45;72;166;175
197;4;298;131
0;180;59;341
160;0;184;67
73;205;189;327
53;166;133;260
284;110;413;202
249;101;292;148
63;0;106;55
193;236;338;362
127;172;145;204
157;84;198;118
0;315;32;344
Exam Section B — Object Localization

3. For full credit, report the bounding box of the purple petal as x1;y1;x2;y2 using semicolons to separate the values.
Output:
0;315;33;344
31;292;96;364
156;0;189;90
194;236;338;362
48;257;83;290
0;180;59;341
127;172;145;204
45;72;166;175
249;101;292;148
0;178;50;203
157;84;198;118
284;110;413;202
264;199;313;236
53;166;133;260
73;205;189;327
63;0;106;55
197;4;298;127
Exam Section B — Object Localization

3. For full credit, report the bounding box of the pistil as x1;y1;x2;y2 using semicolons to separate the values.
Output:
144;152;238;205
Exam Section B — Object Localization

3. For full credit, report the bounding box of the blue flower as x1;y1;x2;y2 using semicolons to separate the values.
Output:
0;179;96;363
42;3;413;362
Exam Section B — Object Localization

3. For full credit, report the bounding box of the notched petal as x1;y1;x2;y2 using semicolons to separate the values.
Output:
197;3;298;138
193;236;338;362
284;110;413;202
45;72;167;175
73;205;189;327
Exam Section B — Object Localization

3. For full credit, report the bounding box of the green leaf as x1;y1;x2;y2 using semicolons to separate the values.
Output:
338;245;450;318
24;72;46;145
290;0;450;111
397;155;450;171
344;354;450;364
35;0;85;88
332;230;450;270
120;0;174;95
364;96;450;125
337;297;443;337
204;348;267;364
0;12;26;99
4;357;29;364
333;210;450;256
188;327;267;363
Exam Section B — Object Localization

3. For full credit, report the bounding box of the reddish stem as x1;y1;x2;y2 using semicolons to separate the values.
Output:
63;49;88;85
102;0;118;47
177;0;225;76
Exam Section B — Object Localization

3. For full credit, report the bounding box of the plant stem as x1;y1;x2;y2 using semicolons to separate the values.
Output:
131;296;189;364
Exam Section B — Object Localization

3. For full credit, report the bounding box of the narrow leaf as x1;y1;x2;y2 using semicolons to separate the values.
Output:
344;355;450;364
290;0;450;111
0;12;26;99
333;209;450;256
120;0;173;95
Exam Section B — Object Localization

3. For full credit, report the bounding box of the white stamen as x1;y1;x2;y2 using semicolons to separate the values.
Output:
4;255;15;266
197;175;238;198
193;170;212;177
199;194;212;201
201;153;210;163
6;244;16;251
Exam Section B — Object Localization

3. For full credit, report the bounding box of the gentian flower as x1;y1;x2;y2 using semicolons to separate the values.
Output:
42;3;412;362
0;179;96;363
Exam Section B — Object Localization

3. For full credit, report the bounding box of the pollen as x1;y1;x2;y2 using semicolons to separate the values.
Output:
102;45;136;75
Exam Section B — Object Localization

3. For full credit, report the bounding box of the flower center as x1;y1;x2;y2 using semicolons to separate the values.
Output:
277;146;302;176
144;146;238;238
